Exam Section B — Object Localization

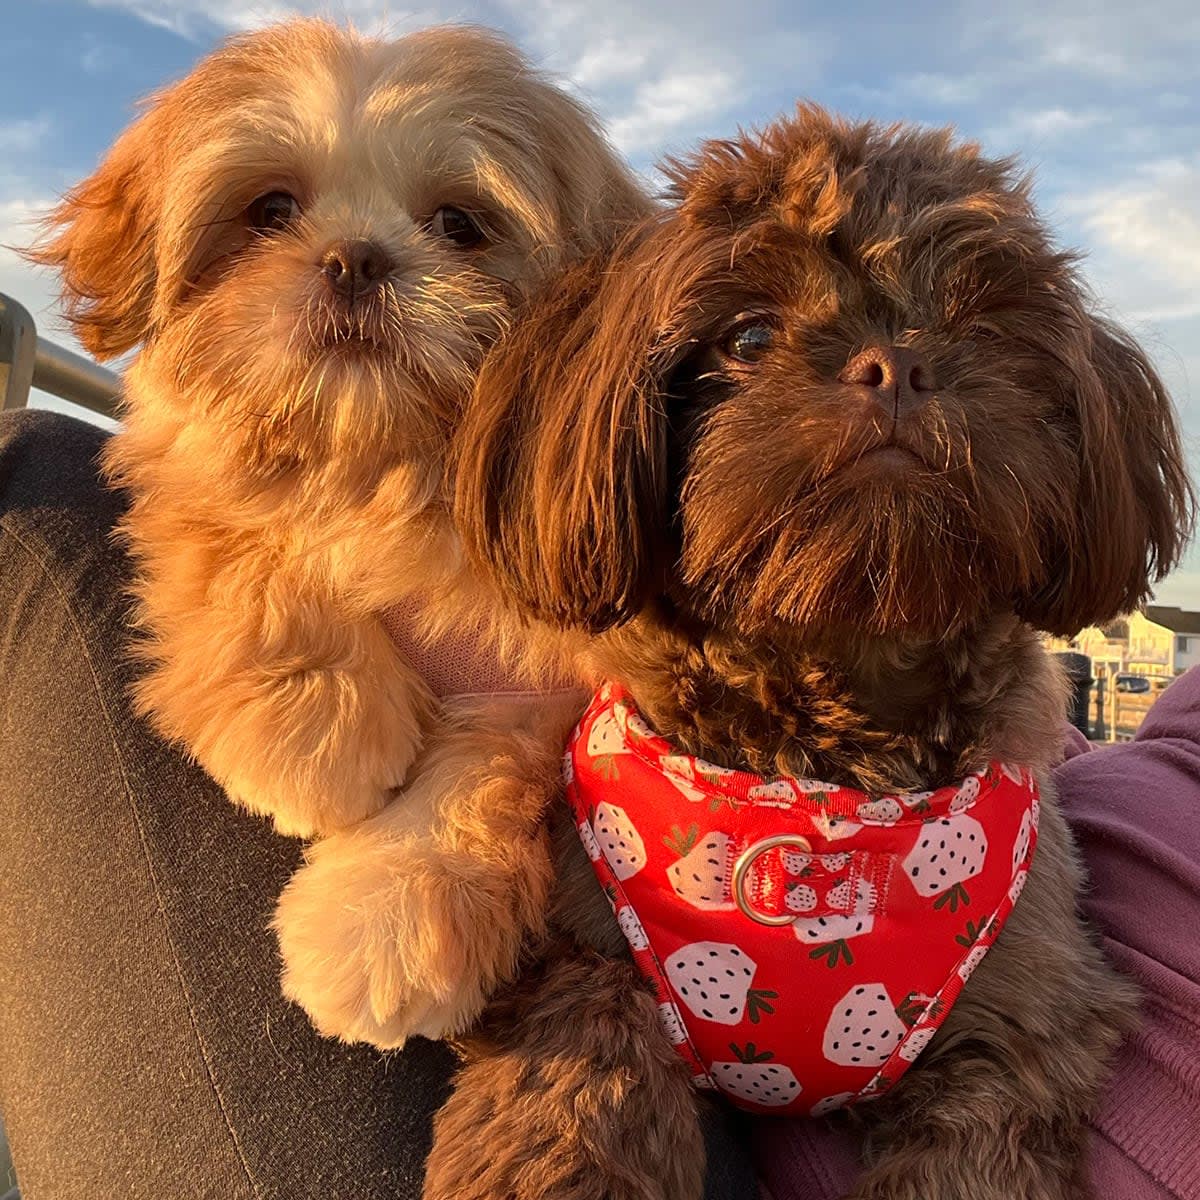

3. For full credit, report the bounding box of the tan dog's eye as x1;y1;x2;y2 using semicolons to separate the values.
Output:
430;206;486;249
722;321;774;364
246;191;301;234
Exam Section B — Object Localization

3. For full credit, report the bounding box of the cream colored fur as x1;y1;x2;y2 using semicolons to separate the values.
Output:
34;19;647;1042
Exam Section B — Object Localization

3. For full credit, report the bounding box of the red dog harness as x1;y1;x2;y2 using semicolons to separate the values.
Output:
565;685;1039;1117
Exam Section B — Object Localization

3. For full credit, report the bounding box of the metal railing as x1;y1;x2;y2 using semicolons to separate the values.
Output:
1;291;121;418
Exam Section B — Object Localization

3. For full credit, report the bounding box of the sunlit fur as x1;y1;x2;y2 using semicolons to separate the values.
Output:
436;109;1195;1200
31;20;647;1044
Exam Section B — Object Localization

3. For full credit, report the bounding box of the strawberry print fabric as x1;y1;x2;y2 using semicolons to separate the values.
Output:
566;684;1040;1117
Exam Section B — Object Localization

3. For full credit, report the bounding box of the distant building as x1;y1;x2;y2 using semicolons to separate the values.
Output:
1126;606;1200;678
1044;607;1200;680
1071;621;1128;674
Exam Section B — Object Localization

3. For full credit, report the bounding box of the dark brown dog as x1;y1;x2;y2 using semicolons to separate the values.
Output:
426;107;1193;1200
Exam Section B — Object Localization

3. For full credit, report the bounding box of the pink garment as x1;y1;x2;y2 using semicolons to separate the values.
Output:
379;596;570;698
754;670;1200;1200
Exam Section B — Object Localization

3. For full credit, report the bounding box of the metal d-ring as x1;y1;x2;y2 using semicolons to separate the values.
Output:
732;834;813;926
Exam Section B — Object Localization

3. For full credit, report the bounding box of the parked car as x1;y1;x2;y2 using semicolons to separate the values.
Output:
1114;674;1152;694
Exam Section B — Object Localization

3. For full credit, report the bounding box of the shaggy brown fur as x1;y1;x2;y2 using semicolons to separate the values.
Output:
433;108;1194;1199
31;19;647;1045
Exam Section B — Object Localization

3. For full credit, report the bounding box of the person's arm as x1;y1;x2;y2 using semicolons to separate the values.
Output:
755;670;1200;1200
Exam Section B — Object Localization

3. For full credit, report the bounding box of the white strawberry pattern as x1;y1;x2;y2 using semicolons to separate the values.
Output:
856;796;903;825
657;999;689;1046
794;778;832;793
957;943;988;982
615;701;654;741
659;755;709;803
617;904;649;951
1009;867;1029;905
902;813;988;902
793;877;876;948
897;1024;938;1063
785;883;818;913
587;709;629;757
823;984;907;1068
562;749;575;785
578;820;601;862
1012;808;1034;871
592;802;645;880
783;849;812;874
666;828;736;911
810;1091;855;1117
747;779;796;804
710;1044;801;1107
814;812;862;841
949;776;981;813
665;941;775;1026
820;853;851;872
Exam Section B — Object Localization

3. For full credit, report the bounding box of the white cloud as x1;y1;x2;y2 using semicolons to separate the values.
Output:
1016;107;1102;140
83;0;429;38
960;0;1200;82
0;116;54;156
80;0;833;167
607;69;740;156
1067;157;1200;323
80;34;132;74
894;72;984;107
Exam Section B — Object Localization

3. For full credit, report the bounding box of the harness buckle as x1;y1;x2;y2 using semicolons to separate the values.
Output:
732;834;813;926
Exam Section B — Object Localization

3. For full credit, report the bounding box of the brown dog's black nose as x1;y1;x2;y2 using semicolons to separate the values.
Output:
321;239;392;299
839;346;938;417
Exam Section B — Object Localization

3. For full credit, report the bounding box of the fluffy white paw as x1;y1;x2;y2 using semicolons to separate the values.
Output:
274;827;514;1047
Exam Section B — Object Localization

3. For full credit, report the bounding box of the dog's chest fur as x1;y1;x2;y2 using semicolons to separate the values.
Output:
550;609;1070;956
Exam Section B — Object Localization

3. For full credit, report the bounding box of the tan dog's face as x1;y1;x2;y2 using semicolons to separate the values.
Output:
35;20;645;459
459;106;1192;641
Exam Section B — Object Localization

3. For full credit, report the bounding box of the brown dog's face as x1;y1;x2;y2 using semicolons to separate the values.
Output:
34;20;645;460
460;106;1192;641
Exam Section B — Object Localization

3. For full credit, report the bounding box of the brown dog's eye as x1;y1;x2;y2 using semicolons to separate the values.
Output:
430;206;486;249
722;321;775;364
246;191;301;234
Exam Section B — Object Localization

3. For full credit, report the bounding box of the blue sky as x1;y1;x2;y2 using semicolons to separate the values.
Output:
3;0;1199;604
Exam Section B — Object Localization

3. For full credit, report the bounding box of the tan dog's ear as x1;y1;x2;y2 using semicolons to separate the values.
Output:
1017;316;1194;635
528;88;652;259
26;104;165;359
456;224;689;631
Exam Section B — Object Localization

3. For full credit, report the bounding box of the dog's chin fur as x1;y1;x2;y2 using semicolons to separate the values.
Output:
434;106;1194;1200
31;19;649;1053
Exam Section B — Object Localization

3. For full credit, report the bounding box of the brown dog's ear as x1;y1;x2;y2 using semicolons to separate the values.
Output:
456;224;687;631
1017;316;1194;635
25;103;165;359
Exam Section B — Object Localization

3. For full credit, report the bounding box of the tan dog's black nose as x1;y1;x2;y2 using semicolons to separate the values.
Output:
321;239;392;299
839;346;937;417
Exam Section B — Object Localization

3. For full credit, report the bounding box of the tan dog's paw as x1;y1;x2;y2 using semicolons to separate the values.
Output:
223;662;429;840
192;627;431;840
275;823;546;1047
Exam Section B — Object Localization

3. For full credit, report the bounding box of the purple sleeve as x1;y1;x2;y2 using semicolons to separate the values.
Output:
754;672;1200;1200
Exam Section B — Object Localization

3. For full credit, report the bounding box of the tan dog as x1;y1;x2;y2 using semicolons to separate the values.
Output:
33;19;647;1043
427;108;1194;1200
